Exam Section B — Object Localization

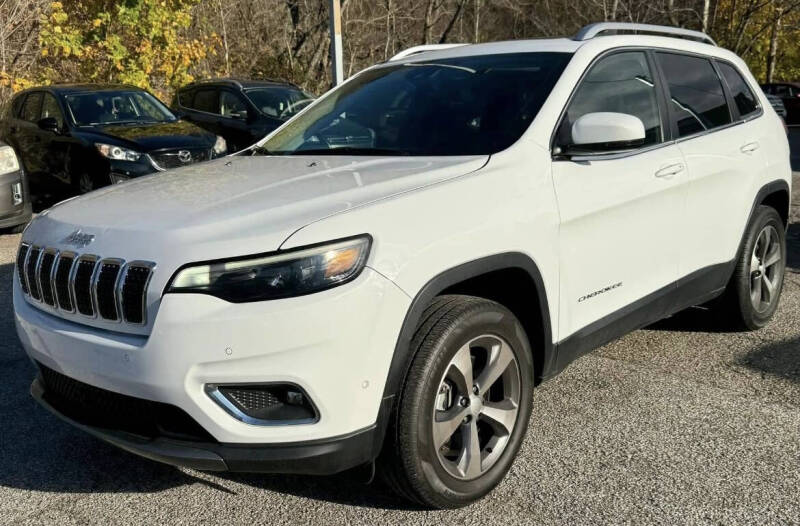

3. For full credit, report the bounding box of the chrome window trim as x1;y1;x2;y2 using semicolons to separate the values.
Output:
118;260;156;325
53;251;77;313
72;254;99;319
93;258;125;322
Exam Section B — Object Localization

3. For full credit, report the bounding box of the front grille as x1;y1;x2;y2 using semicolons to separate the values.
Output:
16;244;29;294
74;257;97;316
150;148;211;170
96;261;122;320
38;251;57;306
38;363;214;442
26;246;41;300
16;242;155;326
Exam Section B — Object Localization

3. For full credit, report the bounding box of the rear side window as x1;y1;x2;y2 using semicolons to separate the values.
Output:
656;53;731;137
718;62;759;118
10;94;25;118
20;92;43;123
192;89;219;114
178;89;194;108
557;51;663;147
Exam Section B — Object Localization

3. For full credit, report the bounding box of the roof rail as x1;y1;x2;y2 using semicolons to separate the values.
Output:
389;44;468;61
574;22;717;46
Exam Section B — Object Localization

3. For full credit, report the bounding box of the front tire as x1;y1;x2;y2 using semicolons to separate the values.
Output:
719;205;786;330
380;295;534;508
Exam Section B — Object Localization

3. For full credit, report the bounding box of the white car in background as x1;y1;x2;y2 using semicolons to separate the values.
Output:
13;23;791;508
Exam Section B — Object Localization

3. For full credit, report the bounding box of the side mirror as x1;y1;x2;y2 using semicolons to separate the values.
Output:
37;117;60;133
565;112;645;154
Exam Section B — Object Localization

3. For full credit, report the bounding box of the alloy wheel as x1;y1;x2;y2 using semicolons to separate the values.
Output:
432;334;521;480
749;224;782;313
78;173;94;194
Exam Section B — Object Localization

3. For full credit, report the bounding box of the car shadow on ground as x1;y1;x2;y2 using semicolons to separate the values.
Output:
739;336;800;384
0;262;417;508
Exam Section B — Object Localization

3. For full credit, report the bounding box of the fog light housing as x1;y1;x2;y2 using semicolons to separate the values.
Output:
206;383;318;425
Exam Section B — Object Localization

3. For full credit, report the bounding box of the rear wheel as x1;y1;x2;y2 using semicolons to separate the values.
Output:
718;205;786;329
380;295;534;508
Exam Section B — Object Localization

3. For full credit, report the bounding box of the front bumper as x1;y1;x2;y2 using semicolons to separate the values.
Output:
31;377;386;474
0;169;31;229
15;266;410;455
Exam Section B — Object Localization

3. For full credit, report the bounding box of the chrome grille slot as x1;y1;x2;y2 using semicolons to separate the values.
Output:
95;260;123;321
73;256;98;316
54;253;75;312
17;240;155;328
26;247;42;301
120;263;154;324
16;243;29;294
38;250;57;306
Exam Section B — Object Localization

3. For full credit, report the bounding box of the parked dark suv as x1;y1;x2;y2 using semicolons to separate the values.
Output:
174;79;314;152
761;82;800;124
0;84;227;194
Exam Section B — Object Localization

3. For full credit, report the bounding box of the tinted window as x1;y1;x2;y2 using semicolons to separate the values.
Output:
718;63;759;118
65;90;176;126
20;92;43;122
558;51;662;147
245;87;314;120
10;94;25;118
192;89;219;113
773;84;792;97
220;91;247;118
260;52;571;156
178;89;194;108
657;53;731;137
41;93;65;128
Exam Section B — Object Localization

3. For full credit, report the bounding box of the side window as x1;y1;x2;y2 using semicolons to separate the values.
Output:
718;62;759;118
41;93;65;129
557;51;663;148
220;91;247;118
657;52;731;137
178;89;194;108
20;92;43;123
192;89;219;114
10;94;25;118
773;85;790;97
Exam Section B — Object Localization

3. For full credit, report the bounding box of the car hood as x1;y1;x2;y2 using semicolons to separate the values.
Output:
78;120;216;151
26;154;488;265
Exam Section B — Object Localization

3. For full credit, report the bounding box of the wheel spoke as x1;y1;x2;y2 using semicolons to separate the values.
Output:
751;274;762;305
448;343;474;395
433;406;469;449
764;244;781;268
760;229;771;260
762;274;775;302
457;419;482;478
480;399;518;436
475;341;513;396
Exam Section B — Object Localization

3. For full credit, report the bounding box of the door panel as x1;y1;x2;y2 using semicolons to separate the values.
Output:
553;146;685;338
552;50;685;340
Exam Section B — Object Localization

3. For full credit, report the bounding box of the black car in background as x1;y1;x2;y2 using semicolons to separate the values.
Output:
173;79;314;152
0;141;31;233
0;84;227;194
761;82;800;124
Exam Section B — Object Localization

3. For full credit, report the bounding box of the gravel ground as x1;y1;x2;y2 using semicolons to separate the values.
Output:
0;175;798;526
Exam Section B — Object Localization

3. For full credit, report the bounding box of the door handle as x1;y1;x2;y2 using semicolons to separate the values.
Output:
655;163;684;178
740;142;759;154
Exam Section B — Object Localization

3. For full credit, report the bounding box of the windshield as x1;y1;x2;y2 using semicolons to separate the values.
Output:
258;52;571;156
244;87;315;121
65;90;177;126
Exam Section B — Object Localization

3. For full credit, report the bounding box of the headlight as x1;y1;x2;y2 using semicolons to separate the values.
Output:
96;143;141;161
213;135;227;155
167;235;371;302
0;145;20;176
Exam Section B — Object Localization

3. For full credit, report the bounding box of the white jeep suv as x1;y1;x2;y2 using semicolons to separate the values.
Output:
13;23;791;508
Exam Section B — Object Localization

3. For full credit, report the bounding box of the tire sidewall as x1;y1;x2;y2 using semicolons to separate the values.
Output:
737;207;786;327
401;303;534;506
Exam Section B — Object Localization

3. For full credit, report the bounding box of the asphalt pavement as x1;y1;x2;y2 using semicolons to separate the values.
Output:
0;172;798;525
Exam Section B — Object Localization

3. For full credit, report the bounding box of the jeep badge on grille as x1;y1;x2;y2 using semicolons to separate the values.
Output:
62;229;95;249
